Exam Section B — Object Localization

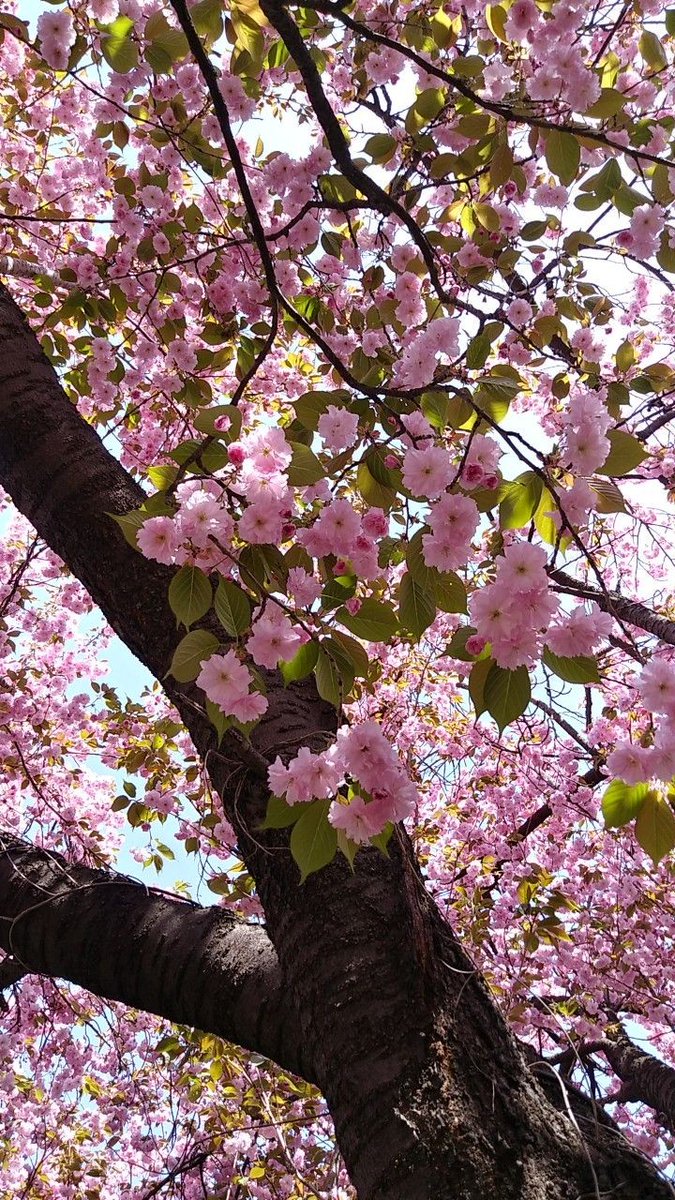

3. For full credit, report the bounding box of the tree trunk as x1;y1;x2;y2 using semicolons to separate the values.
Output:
0;280;672;1199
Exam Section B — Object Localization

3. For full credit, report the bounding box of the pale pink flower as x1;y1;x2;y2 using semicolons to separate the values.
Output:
288;567;322;607
238;501;283;545
402;446;453;499
496;542;548;594
328;795;386;843
638;659;675;719
137;516;179;565
362;508;388;538
197;651;252;710
247;611;303;669
606;743;649;786
505;0;539;37
507;298;533;327
318;405;359;452
230;690;268;722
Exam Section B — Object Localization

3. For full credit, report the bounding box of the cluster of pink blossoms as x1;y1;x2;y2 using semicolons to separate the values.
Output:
617;205;666;261
196;650;268;723
393;316;460;389
461;434;502;491
470;543;558;668
299;498;386;580
607;659;675;785
269;720;419;843
422;492;480;572
546;602;613;658
137;480;234;571
562;387;612;476
37;10;75;69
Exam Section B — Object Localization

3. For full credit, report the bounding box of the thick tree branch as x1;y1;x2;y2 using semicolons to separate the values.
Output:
0;834;313;1083
295;0;673;171
550;569;675;647
588;1027;675;1138
1;282;673;1199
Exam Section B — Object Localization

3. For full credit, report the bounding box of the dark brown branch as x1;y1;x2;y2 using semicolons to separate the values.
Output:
258;0;448;302
1;270;673;1199
550;569;675;647
586;1026;675;1138
0;834;313;1083
295;0;674;171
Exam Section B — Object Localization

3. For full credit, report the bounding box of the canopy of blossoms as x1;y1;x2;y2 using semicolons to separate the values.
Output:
1;0;675;1193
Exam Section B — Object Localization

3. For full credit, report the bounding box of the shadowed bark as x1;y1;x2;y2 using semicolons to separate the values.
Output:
588;1027;675;1138
0;834;312;1083
1;279;674;1199
551;568;675;646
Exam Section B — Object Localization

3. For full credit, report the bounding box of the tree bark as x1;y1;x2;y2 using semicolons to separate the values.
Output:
0;834;312;1083
1;280;673;1199
589;1027;675;1138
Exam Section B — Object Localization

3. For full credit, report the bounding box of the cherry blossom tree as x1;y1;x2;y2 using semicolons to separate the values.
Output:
2;0;675;1196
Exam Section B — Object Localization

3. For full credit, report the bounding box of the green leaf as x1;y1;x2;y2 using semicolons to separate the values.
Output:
598;429;648;476
485;3;507;40
398;572;436;639
484;663;531;732
499;471;543;529
473;377;518;424
322;575;356;612
465;331;492;370
101;14;138;73
280;640;319;684
286;442;325;486
205;697;229;744
336;828;359;868
193;405;242;441
635;792;675;865
145;11;189;64
534;487;558;546
406;530;467;612
319;636;356;697
370;822;394;854
639;28;668;71
207;874;231;895
615;340;635;372
260;793;305;830
421;390;452;431
365;133;397;164
445;625;482;661
356;459;396;510
433;570;467;614
584;88;626;118
108;508;144;549
168;566;212;628
147;464;178;490
190;0;224;41
314;647;341;707
542;648;601;684
602;779;650;828
168;630;219;682
214;579;252;637
589;477;626;514
290;798;338;881
544;129;580;186
330;629;370;677
469;656;493;718
337;598;398;642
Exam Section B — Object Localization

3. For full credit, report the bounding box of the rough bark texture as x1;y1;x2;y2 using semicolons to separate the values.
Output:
1;279;674;1199
593;1029;675;1138
551;568;675;646
0;835;311;1082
